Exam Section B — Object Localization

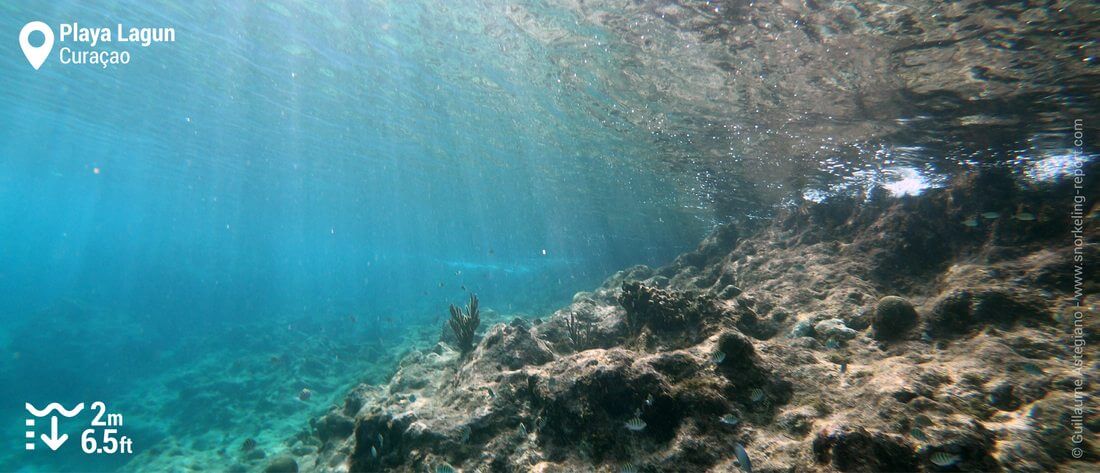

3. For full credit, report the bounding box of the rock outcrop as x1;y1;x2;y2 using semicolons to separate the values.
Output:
284;168;1098;472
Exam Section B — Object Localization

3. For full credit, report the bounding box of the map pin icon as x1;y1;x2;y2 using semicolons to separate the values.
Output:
19;21;54;70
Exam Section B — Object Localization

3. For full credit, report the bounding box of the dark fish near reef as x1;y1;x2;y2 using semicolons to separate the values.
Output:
241;438;257;452
930;451;961;467
1013;212;1036;221
719;414;740;426
749;388;765;403
733;443;753;472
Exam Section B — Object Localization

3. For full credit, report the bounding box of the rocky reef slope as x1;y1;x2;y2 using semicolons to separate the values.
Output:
278;168;1098;473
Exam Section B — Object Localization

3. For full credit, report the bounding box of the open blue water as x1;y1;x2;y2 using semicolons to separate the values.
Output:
1;1;1096;471
0;2;710;470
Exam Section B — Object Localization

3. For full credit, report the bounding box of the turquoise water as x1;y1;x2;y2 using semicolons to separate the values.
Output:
1;1;1096;471
0;2;707;470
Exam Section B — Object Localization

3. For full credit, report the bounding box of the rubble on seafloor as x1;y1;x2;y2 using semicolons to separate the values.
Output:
273;168;1099;473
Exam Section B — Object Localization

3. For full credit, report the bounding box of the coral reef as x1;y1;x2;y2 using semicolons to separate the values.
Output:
871;296;919;341
285;167;1098;472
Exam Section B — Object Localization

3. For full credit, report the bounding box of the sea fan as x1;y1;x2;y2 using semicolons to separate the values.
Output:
449;293;481;354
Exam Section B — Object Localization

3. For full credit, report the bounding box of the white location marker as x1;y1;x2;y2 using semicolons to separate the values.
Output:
19;21;54;70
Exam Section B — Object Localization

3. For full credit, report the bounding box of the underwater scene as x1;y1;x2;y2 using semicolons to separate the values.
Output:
0;1;1097;472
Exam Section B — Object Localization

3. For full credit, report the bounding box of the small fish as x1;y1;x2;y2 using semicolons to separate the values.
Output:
749;388;765;403
929;451;961;467
624;417;647;432
1020;363;1043;375
619;464;638;473
719;414;740;426
645;394;654;406
962;218;979;227
517;422;528;437
435;463;456;473
839;362;847;374
1013;212;1036;221
634;408;642;417
921;332;933;343
733;442;753;472
825;338;841;349
298;388;312;401
711;350;727;365
241;438;257;452
910;428;928;441
377;433;384;450
371;445;378;458
483;387;496;399
981;211;1000;219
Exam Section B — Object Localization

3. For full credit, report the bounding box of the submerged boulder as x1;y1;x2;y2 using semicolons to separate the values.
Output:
813;425;918;472
927;288;1050;338
313;411;355;444
262;456;298;473
917;419;1001;472
468;318;554;370
531;349;681;462
619;282;697;332
814;318;859;342
871;296;919;341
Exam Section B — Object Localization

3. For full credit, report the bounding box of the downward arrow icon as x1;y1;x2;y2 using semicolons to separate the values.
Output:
40;416;68;451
